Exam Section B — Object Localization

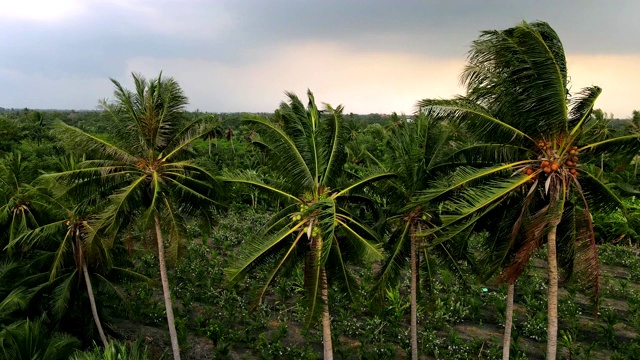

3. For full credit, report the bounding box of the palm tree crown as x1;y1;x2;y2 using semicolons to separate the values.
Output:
225;90;393;360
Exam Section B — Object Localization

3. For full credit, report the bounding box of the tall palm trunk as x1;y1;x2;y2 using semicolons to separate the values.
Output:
547;224;559;359
410;223;419;360
155;214;181;360
321;268;333;360
83;264;109;347
77;229;108;348
73;228;109;348
502;281;515;360
208;135;212;156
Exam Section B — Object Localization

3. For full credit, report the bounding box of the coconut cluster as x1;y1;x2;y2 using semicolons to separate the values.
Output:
523;141;579;180
292;203;322;237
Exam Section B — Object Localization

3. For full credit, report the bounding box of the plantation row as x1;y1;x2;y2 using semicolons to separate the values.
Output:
1;20;640;359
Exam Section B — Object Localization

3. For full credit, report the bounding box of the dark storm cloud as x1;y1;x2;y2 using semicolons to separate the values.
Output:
224;0;640;56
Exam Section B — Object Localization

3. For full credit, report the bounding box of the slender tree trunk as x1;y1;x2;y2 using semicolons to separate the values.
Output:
410;224;419;360
208;135;212;156
76;228;108;348
600;154;604;171
83;263;109;347
502;281;515;360
321;267;333;360
155;214;181;360
547;224;559;359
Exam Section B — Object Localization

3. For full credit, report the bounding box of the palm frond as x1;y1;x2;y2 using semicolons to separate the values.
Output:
417;98;535;144
579;133;640;160
462;21;569;137
244;114;314;189
320;103;348;186
53;122;138;164
417;162;534;205
577;166;625;214
372;220;412;304
226;220;307;283
221;170;300;202
51;270;77;320
332;172;396;198
568;86;602;135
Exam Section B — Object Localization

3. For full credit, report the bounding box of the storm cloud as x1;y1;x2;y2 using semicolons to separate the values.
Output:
1;0;639;116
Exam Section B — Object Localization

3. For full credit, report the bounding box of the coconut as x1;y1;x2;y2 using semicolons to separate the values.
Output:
544;166;551;173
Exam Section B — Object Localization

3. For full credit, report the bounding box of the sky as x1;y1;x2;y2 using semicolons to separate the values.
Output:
1;0;639;117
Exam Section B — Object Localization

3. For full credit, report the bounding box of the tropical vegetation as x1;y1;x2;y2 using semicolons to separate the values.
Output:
0;20;639;360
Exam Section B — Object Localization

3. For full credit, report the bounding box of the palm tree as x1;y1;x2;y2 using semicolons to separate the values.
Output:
21;111;49;148
0;318;80;360
372;113;467;360
224;90;393;360
418;21;640;359
202;114;224;155
47;72;218;360
16;156;114;348
17;207;109;347
0;153;51;249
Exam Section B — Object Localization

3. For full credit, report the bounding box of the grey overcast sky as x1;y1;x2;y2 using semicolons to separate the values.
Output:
1;0;639;117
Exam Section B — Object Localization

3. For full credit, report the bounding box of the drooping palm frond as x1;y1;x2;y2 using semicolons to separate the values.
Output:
577;166;626;214
226;220;307;284
371;220;412;304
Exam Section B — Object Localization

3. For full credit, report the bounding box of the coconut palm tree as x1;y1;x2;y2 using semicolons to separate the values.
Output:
202;114;224;155
372;113;468;360
418;21;640;359
0;318;80;360
0;153;51;249
46;72;218;360
224;90;393;360
15;155;125;348
14;205;110;347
